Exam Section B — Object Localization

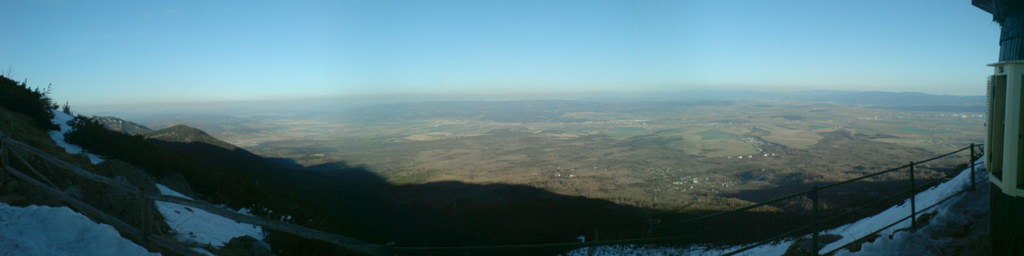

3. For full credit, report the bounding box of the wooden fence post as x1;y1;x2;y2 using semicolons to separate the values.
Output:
811;186;820;256
0;132;8;184
1;141;7;184
909;161;916;228
9;149;58;188
141;196;151;249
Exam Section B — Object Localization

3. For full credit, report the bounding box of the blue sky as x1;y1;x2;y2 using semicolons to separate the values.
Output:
0;0;1001;105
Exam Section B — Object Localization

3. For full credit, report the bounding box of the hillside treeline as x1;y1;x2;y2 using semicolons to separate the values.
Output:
65;116;382;254
0;75;57;130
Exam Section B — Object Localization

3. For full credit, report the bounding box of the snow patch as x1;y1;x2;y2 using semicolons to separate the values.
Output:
191;247;216;256
565;240;793;256
47;111;104;164
0;202;157;256
833;161;988;256
818;160;984;254
154;184;264;247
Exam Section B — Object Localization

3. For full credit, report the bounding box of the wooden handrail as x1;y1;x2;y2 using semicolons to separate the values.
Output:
0;134;383;256
3;165;204;256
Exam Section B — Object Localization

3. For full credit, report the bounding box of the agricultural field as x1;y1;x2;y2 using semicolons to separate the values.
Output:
142;100;985;212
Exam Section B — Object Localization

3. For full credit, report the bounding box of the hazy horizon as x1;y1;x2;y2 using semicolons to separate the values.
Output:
2;0;1000;106
69;88;986;118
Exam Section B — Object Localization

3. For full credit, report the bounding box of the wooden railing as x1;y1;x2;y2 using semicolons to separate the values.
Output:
0;131;385;256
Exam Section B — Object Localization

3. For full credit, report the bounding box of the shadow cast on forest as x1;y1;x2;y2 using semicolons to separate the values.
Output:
161;139;964;255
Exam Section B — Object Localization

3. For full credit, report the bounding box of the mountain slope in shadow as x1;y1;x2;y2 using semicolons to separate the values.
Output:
100;124;829;255
142;125;652;255
309;161;652;246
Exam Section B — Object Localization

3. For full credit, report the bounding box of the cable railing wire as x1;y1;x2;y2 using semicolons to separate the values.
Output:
393;143;984;255
653;189;809;230
817;163;910;190
722;223;816;256
821;169;984;255
916;146;972;165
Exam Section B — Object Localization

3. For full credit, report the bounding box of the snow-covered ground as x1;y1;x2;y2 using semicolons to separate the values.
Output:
820;160;984;254
0;202;157;256
48;111;104;164
566;160;985;256
564;240;793;256
835;162;988;256
154;184;264;248
43;111;264;251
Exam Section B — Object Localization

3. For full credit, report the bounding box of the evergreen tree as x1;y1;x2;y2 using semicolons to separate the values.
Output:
62;101;72;115
0;75;58;130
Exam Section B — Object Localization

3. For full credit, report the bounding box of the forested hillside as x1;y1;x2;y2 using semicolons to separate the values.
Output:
0;75;667;255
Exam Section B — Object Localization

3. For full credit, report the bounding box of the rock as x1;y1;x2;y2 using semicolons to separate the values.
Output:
85;160;167;236
62;185;83;199
158;172;194;198
5;178;62;207
784;234;843;256
843;233;880;253
0;181;26;204
94;160;159;193
218;236;275;256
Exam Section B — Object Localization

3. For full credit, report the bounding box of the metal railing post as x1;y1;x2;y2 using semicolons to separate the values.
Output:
909;161;916;228
811;186;820;256
970;144;977;192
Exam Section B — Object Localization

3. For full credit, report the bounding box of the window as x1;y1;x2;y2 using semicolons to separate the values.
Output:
1019;74;1024;188
990;75;1006;180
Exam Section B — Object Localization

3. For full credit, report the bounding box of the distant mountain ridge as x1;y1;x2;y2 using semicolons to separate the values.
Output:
144;124;238;151
77;90;985;118
765;91;984;107
567;90;981;107
91;116;153;135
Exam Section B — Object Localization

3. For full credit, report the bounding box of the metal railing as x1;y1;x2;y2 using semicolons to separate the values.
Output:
0;129;985;256
817;144;983;255
392;143;984;255
666;143;984;256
